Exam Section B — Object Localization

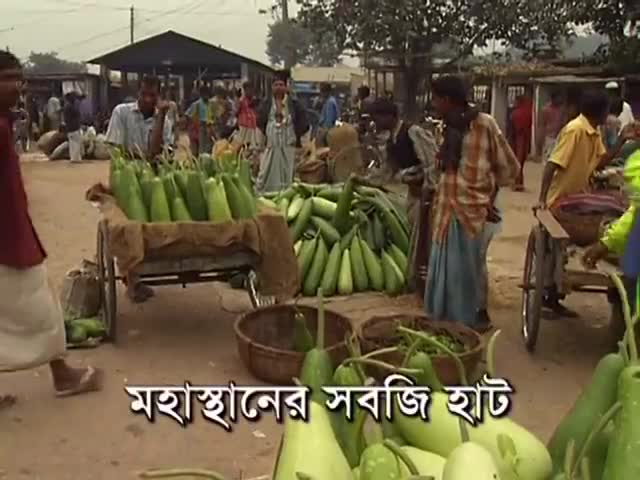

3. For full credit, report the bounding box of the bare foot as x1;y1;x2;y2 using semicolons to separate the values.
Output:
0;394;16;411
54;366;104;397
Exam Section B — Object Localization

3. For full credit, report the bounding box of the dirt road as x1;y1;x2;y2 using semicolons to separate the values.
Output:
0;159;616;480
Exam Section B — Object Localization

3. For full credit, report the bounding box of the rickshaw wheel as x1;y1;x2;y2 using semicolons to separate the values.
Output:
97;221;117;342
521;226;545;353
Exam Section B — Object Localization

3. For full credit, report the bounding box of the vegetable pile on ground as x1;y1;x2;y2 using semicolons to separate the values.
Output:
273;289;553;480
109;150;256;224
259;176;411;297
546;274;640;480
63;315;106;346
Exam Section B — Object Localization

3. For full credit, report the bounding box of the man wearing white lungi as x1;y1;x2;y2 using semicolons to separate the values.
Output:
0;50;102;410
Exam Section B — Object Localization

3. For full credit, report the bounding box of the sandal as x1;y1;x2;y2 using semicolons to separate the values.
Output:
55;366;104;398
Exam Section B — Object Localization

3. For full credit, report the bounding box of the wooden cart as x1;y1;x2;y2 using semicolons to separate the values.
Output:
520;209;625;353
95;219;276;343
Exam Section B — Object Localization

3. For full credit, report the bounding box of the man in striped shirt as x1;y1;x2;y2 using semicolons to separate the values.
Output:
425;76;519;332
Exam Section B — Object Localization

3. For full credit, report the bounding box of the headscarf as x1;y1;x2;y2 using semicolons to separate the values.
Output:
438;104;479;172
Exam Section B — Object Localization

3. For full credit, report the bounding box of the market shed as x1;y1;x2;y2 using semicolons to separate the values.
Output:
88;30;275;108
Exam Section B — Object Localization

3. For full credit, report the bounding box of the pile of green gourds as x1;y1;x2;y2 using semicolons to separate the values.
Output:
274;289;552;480
547;275;640;480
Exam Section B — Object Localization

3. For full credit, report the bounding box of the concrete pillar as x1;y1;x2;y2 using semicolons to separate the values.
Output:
490;78;508;134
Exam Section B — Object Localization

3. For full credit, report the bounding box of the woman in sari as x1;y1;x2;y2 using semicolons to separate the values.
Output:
424;76;519;332
256;73;309;193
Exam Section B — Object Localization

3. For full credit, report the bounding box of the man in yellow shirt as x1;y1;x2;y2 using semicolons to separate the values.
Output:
536;90;637;316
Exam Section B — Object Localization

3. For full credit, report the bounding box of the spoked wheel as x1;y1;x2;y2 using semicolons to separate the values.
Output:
521;225;546;352
96;221;117;342
246;270;277;309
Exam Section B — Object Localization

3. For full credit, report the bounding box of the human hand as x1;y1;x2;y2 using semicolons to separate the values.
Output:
582;242;609;269
533;200;546;213
487;205;501;223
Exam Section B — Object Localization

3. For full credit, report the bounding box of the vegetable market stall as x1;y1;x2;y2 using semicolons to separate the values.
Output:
86;152;299;342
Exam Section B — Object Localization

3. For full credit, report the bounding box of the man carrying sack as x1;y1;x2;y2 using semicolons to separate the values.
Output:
0;50;103;409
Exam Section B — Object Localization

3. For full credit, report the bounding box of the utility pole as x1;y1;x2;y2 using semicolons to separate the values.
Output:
130;6;134;44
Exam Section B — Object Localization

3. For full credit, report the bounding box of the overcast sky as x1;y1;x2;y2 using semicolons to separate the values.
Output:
2;0;297;66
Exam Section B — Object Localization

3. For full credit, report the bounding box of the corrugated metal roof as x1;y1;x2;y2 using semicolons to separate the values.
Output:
88;30;274;74
532;75;624;84
291;66;365;84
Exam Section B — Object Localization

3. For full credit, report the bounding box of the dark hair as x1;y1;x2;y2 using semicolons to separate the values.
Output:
610;98;624;117
320;83;332;94
431;75;468;105
368;97;398;117
580;90;610;119
359;85;370;97
243;81;252;89
140;75;161;90
0;50;21;71
550;90;563;103
199;85;211;96
566;86;582;106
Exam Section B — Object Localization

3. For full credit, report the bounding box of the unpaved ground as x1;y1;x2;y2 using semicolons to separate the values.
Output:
0;158;615;480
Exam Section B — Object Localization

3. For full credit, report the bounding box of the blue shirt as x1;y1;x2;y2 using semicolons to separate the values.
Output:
186;98;212;124
319;96;339;129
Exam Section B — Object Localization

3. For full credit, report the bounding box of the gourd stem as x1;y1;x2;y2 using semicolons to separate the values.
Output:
398;327;468;385
580;457;591;480
571;402;621;477
343;357;422;376
316;287;325;350
383;439;419;475
139;469;225;479
486;330;502;378
457;417;470;443
619;340;630;365
402;339;422;368
353;408;371;448
609;273;637;364
564;440;576;479
360;347;401;360
344;334;366;383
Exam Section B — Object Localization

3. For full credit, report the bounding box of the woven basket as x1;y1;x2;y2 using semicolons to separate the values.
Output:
359;314;484;385
234;304;354;385
553;210;614;247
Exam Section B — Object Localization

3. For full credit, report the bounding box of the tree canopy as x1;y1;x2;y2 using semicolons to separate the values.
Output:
297;0;580;116
266;19;343;67
24;51;86;75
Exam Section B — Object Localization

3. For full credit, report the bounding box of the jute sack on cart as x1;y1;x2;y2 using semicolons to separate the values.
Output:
86;184;299;301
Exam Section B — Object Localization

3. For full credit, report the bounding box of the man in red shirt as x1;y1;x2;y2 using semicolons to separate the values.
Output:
0;50;102;409
510;95;533;191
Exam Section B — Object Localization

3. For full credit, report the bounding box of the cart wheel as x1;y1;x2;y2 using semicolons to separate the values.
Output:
97;221;117;342
246;270;277;309
521;225;546;353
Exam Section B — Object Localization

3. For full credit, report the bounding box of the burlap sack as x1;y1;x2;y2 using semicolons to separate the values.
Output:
59;260;101;320
37;130;65;156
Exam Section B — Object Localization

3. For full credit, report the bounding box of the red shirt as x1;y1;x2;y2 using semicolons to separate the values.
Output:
0;115;46;269
237;96;257;129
